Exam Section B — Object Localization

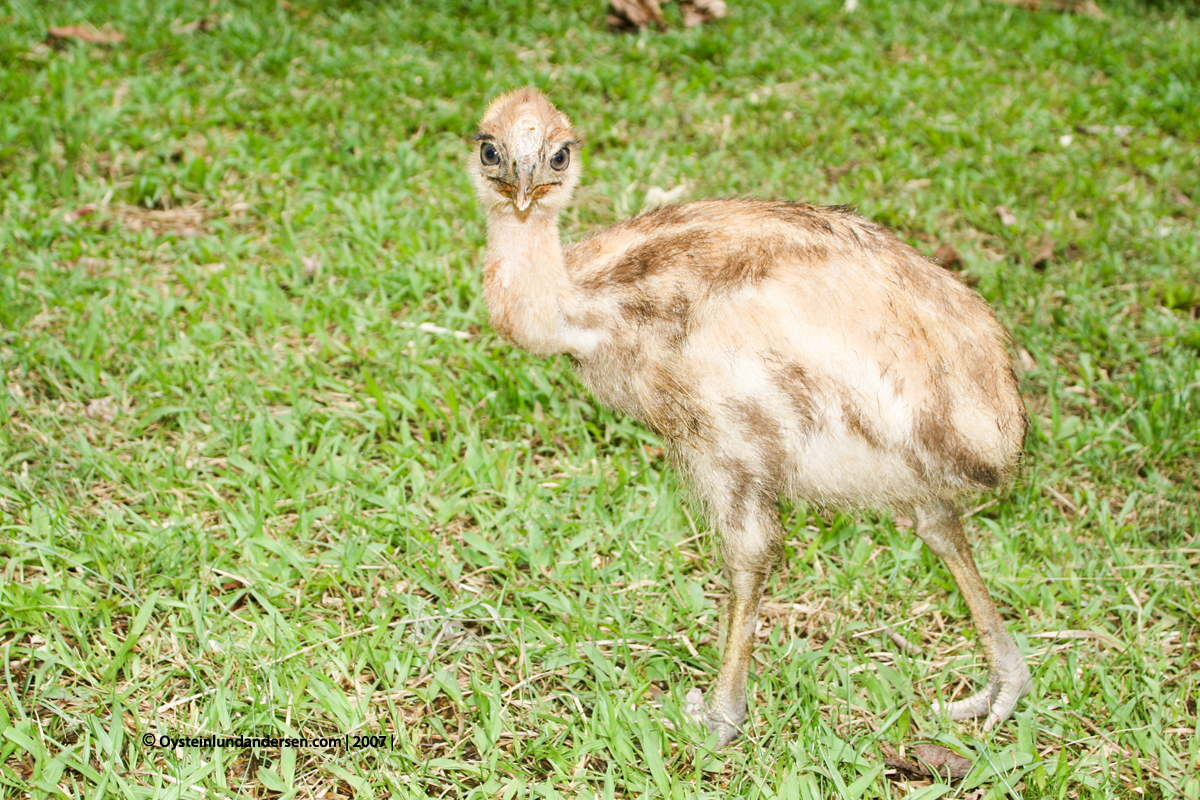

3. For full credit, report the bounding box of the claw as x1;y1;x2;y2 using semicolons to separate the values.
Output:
931;664;1031;730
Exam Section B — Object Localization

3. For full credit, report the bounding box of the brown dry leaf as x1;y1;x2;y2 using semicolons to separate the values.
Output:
989;0;1104;16
47;24;126;46
1030;234;1055;270
608;0;666;31
912;744;973;778
885;744;973;780
63;204;97;224
609;0;724;31
933;243;964;271
995;205;1018;227
681;0;727;27
173;16;220;35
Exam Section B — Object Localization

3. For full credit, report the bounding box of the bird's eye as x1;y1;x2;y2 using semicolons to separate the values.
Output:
480;142;500;166
549;147;570;172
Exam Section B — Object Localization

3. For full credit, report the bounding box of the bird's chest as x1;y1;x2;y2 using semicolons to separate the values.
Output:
575;332;704;441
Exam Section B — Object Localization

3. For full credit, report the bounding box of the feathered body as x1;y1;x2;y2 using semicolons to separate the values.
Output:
563;200;1024;509
471;88;1031;745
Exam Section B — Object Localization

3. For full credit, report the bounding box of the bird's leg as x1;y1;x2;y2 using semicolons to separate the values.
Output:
914;499;1030;730
684;484;780;746
685;561;769;745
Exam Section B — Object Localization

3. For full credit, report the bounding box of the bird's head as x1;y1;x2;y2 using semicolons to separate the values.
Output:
471;88;580;216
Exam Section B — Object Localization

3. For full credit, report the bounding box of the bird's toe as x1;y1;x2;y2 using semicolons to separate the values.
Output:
683;687;707;724
682;687;745;746
981;675;1031;731
933;666;1031;729
932;687;995;721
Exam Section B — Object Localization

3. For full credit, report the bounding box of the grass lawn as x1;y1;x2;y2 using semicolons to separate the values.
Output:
1;0;1198;796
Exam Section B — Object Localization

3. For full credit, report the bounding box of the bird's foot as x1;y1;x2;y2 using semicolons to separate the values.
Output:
684;687;743;746
932;661;1031;731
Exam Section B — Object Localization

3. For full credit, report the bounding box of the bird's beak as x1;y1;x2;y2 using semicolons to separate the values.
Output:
513;163;535;211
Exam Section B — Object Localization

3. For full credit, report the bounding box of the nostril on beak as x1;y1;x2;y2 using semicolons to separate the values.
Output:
514;163;536;210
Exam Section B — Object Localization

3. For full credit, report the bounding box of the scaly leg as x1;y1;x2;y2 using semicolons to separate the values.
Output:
685;563;770;745
914;500;1030;730
683;472;780;746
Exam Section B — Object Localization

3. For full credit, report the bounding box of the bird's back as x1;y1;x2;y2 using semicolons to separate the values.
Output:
565;199;1026;507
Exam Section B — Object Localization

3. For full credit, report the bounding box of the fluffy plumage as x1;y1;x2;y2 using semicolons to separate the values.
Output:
470;87;1031;745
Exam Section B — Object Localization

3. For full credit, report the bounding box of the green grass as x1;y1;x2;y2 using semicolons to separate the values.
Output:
1;0;1198;796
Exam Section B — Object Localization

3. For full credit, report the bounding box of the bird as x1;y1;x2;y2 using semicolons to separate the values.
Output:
469;87;1031;746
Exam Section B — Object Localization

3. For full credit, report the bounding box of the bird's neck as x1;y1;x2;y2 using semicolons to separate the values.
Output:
483;208;598;357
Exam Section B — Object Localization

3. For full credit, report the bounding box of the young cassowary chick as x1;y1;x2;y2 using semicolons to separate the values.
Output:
469;88;1031;746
